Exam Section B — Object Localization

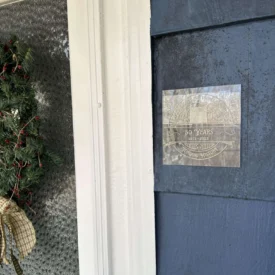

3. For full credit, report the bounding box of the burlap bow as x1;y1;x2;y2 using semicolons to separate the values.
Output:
0;196;36;274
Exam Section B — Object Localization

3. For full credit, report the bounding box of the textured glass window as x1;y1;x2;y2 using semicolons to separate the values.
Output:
0;0;23;7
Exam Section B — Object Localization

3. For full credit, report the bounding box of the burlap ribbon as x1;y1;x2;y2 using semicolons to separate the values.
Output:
0;196;36;274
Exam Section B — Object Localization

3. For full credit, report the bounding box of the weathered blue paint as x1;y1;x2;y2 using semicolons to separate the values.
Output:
153;19;275;202
152;2;275;274
156;192;275;275
151;0;275;36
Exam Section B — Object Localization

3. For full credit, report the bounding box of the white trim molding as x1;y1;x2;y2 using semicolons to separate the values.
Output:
102;0;156;273
67;0;110;274
68;0;155;274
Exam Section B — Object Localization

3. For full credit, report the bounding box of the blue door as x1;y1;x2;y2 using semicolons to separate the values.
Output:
152;1;275;274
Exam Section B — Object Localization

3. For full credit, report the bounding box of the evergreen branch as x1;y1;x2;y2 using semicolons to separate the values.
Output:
13;115;36;150
0;36;61;207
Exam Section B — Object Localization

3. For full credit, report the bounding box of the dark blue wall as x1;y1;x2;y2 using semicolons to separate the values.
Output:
153;19;275;202
152;1;275;274
151;0;275;35
156;193;275;275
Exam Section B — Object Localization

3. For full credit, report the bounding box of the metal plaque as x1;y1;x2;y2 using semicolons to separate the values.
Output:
163;85;241;167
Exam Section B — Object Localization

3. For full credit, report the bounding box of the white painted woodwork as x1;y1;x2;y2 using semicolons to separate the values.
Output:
67;0;155;274
67;0;109;274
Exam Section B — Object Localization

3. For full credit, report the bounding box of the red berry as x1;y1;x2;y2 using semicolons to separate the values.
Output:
16;144;20;148
3;66;7;72
18;65;22;69
24;74;29;79
16;174;22;179
5;139;9;144
20;130;25;135
39;163;43;168
12;68;15;73
35;116;40;120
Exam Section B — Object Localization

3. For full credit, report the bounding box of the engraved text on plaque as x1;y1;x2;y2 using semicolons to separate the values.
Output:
162;85;241;167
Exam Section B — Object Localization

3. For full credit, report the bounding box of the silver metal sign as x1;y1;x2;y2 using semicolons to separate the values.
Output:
163;85;241;167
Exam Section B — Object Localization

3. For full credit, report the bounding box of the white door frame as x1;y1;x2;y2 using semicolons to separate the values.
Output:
67;0;155;274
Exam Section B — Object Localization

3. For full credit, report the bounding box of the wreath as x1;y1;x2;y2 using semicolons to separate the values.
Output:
0;36;60;274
